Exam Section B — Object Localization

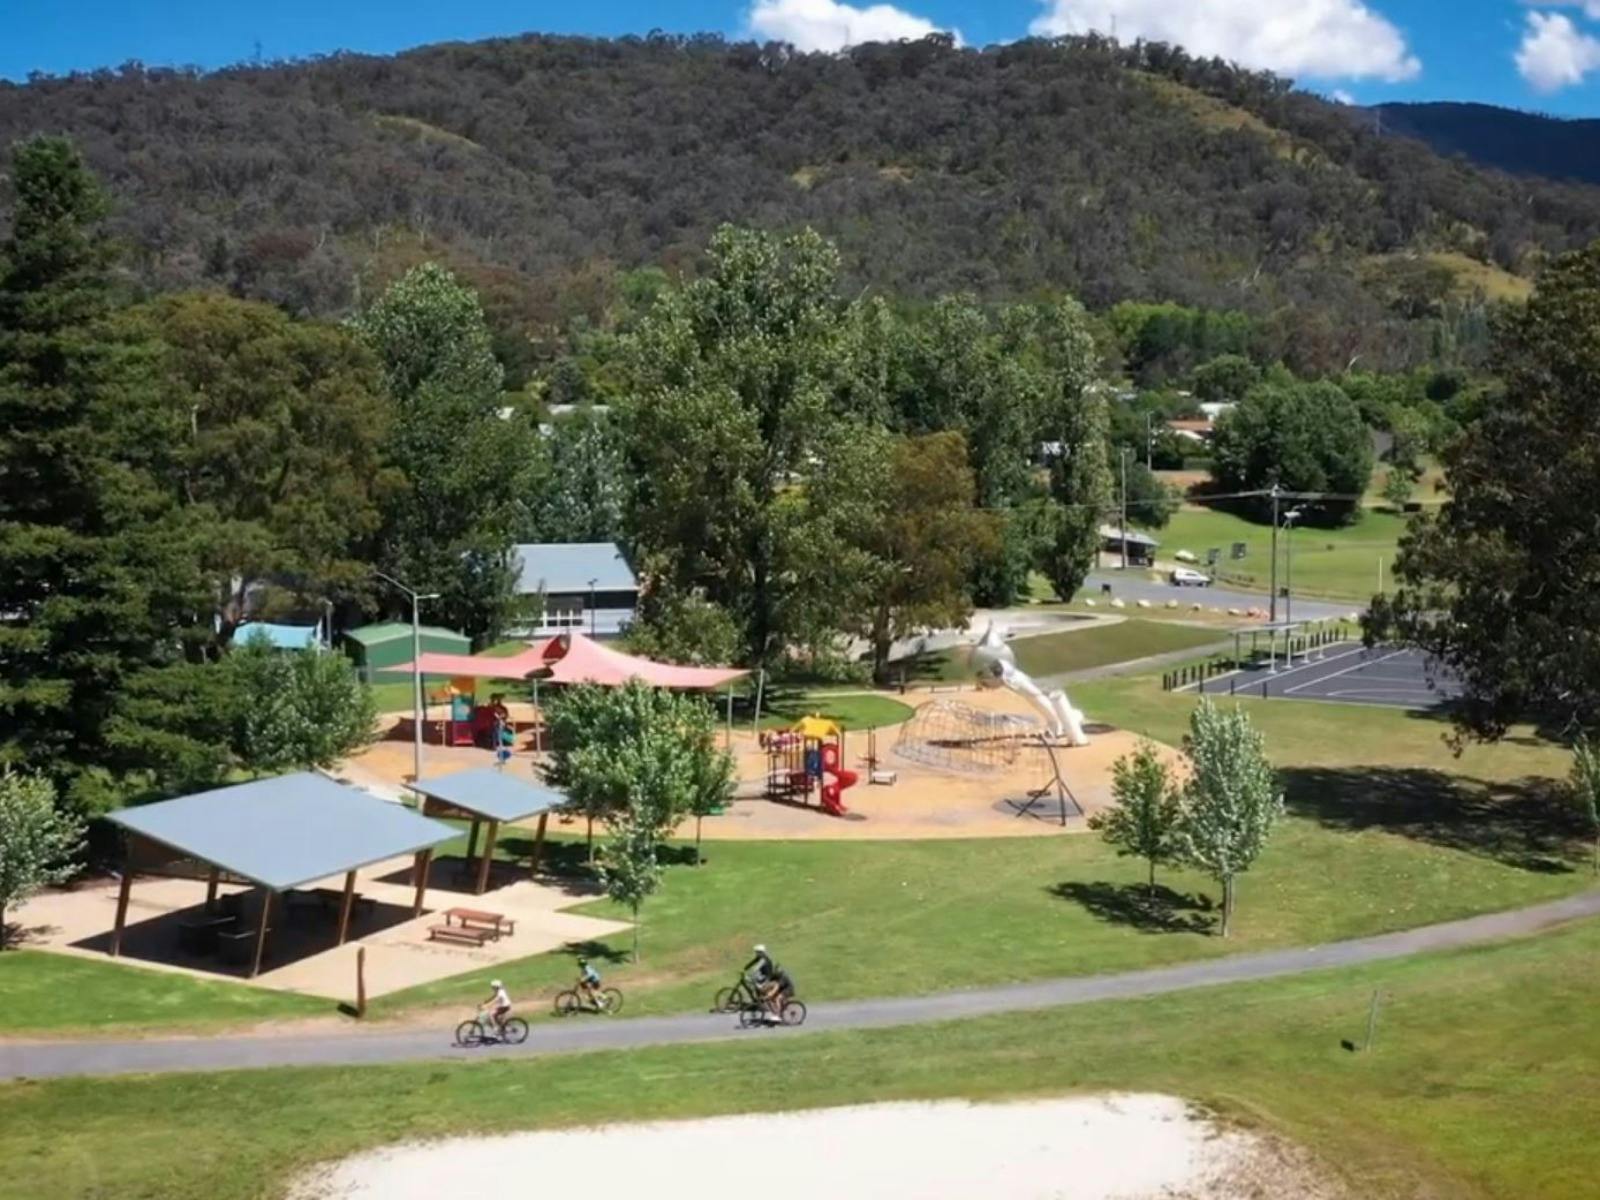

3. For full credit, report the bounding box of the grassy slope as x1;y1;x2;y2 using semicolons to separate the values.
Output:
0;952;325;1034
758;691;915;731
5;917;1598;1200
1160;505;1405;601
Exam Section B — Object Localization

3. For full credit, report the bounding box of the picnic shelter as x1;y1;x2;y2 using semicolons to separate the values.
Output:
407;768;569;894
105;773;456;976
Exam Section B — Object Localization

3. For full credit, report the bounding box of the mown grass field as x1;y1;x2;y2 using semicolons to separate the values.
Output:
1160;505;1407;601
911;617;1227;683
2;674;1585;1035
5;916;1598;1200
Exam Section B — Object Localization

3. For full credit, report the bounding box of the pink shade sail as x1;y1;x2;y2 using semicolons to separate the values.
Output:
389;646;551;681
389;633;745;690
541;632;748;690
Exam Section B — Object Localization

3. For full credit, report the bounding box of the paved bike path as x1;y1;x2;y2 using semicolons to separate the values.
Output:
5;890;1597;1082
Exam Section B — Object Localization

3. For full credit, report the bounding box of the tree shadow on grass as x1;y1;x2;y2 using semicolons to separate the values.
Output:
557;939;630;966
1281;766;1580;874
1049;881;1216;935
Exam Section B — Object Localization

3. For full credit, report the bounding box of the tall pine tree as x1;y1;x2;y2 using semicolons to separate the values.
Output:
0;137;203;810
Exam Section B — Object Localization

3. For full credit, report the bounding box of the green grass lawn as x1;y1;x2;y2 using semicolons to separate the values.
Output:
1158;505;1407;601
758;690;916;731
0;951;325;1035
909;618;1227;683
365;639;532;713
5;917;1598;1200
2;676;1585;1037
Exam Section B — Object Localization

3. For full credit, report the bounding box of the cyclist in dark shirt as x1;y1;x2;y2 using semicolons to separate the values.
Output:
743;944;793;1023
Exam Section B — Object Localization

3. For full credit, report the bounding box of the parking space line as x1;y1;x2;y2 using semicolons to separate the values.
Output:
1283;647;1409;696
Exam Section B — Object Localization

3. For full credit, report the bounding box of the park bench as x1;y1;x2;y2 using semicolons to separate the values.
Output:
428;923;494;947
444;907;515;939
177;913;236;955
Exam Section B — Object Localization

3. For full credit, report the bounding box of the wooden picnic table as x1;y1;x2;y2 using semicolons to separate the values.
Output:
443;907;516;938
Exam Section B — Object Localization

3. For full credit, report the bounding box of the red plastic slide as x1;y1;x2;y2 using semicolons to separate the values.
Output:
818;742;858;816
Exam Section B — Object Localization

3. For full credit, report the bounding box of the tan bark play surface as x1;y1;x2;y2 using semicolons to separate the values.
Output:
347;686;1186;842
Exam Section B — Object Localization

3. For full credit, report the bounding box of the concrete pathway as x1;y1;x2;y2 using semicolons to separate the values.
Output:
4;890;1595;1082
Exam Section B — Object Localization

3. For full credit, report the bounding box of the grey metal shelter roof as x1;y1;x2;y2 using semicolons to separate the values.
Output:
511;542;637;595
106;773;457;892
409;768;568;824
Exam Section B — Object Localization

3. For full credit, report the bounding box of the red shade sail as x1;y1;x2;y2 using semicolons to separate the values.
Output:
391;633;745;690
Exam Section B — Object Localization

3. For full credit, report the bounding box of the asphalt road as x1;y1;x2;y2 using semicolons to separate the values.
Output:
5;890;1595;1082
1082;571;1354;623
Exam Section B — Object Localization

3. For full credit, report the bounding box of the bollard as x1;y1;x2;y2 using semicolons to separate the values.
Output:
1230;675;1236;695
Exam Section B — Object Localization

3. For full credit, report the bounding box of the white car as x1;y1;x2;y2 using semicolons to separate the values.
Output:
1169;567;1213;587
1173;549;1199;564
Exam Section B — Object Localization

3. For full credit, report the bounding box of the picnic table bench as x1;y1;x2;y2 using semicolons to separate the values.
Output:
428;906;515;946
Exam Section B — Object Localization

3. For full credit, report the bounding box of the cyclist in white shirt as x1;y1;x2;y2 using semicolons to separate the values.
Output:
480;979;512;1035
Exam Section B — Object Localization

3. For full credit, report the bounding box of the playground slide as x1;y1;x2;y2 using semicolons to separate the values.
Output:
818;742;858;816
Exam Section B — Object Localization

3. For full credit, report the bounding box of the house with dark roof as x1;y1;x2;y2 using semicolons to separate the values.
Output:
510;542;638;639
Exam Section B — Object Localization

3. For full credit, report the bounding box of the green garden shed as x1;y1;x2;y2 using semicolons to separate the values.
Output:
343;622;471;682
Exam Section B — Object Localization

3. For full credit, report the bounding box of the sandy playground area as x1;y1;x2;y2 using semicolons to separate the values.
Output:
347;685;1186;842
289;1094;1342;1200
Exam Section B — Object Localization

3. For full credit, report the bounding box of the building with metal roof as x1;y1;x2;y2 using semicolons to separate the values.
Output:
509;542;638;639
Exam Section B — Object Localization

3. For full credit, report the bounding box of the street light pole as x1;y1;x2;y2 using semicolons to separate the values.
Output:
1119;448;1129;571
374;570;439;786
1267;484;1281;624
1283;509;1302;629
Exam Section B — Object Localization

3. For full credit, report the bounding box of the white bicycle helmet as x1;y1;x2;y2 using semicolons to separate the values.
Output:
490;979;503;989
753;944;767;954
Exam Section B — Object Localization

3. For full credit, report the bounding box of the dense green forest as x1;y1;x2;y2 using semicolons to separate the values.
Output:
1373;102;1600;189
6;32;1600;379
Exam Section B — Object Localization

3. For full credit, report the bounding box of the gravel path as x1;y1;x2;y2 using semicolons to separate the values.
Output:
4;890;1595;1082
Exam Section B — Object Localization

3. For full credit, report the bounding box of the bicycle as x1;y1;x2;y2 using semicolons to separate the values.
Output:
711;974;761;1014
553;985;624;1017
456;1010;529;1046
737;993;807;1029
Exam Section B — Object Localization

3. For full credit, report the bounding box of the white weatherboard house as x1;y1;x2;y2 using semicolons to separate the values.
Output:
510;542;638;639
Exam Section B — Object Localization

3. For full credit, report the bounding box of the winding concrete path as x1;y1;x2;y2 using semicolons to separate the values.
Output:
4;890;1596;1082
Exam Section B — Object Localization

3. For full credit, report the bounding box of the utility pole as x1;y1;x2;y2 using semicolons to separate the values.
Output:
374;570;439;785
1145;411;1153;469
1283;508;1302;627
1268;484;1281;624
1119;448;1130;571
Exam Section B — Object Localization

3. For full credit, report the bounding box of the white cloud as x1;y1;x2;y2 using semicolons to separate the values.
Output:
1028;0;1421;82
1516;12;1600;91
746;0;960;51
1523;1;1600;19
1330;88;1356;104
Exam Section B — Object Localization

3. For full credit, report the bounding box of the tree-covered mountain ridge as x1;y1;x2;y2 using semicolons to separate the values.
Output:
5;33;1600;373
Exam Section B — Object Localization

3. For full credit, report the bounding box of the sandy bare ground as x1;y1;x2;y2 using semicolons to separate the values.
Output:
288;1094;1341;1200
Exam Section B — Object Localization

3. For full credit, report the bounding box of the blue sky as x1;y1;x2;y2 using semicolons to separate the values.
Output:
6;1;1600;116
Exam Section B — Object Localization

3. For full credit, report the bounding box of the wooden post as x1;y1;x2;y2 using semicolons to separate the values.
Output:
356;946;368;1019
250;889;274;978
109;870;134;958
337;869;358;946
725;684;734;751
530;811;549;875
204;865;220;913
465;818;481;879
475;820;500;895
412;848;433;916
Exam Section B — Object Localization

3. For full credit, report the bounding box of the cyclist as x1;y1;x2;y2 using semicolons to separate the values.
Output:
479;978;513;1036
743;943;793;1023
576;958;605;1010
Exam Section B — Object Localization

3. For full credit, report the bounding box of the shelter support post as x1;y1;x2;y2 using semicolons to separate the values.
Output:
337;869;358;945
251;889;274;978
475;820;500;895
531;812;549;875
204;865;220;913
466;818;482;878
110;870;133;957
412;848;433;916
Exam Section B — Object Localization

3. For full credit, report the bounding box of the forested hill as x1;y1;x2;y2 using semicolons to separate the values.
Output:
1373;102;1600;188
5;33;1600;375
